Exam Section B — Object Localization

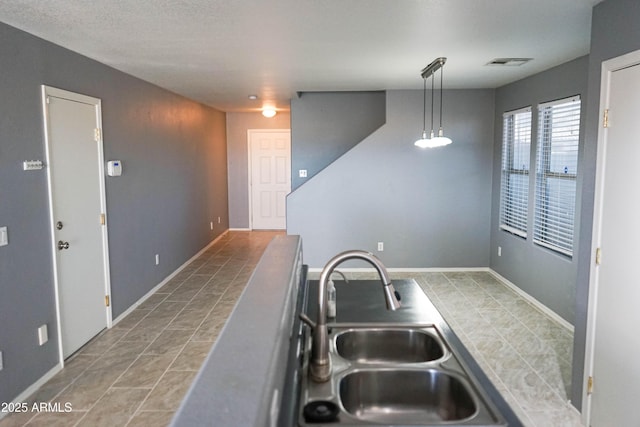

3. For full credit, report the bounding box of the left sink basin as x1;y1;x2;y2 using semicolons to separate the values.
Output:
335;327;445;363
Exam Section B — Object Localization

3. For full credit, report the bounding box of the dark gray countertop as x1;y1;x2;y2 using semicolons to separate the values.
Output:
170;235;304;427
306;279;444;325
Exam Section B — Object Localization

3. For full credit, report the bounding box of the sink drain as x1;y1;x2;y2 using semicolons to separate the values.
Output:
303;400;339;423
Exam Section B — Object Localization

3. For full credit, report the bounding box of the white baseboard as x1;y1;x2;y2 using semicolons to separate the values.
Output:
0;363;63;420
112;230;229;326
489;269;574;332
229;228;251;231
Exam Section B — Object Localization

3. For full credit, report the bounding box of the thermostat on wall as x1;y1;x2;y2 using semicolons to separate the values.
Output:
107;160;122;176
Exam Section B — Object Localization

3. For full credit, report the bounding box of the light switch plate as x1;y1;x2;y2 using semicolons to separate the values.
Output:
38;324;48;346
299;169;307;178
0;226;8;246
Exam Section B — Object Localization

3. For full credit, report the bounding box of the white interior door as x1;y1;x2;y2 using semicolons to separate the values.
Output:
249;130;291;230
43;87;110;359
586;57;640;426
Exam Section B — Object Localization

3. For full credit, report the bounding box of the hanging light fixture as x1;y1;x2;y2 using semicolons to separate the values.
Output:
414;57;453;148
414;74;431;148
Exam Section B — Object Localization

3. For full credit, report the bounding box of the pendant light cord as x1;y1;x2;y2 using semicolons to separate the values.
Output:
439;65;444;130
430;72;435;134
422;77;427;132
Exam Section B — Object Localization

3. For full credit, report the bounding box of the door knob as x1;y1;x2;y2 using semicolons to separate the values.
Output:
57;241;70;250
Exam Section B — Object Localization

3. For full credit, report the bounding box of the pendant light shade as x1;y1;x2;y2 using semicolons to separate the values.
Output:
414;57;453;149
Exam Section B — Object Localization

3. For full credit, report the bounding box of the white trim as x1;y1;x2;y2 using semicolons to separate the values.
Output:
41;85;112;367
582;48;640;426
112;230;229;325
246;129;291;230
489;269;573;332
503;105;532;116
538;94;581;109
229;227;251;231
0;363;62;421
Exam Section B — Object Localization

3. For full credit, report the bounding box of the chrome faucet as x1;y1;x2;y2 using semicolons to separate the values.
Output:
306;250;401;382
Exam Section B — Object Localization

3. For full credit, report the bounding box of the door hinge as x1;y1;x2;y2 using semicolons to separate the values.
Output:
595;247;602;265
105;295;110;307
100;213;106;225
587;376;594;394
603;109;609;128
94;128;102;142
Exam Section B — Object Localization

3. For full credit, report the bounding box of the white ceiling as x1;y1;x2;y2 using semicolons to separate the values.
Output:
0;0;601;113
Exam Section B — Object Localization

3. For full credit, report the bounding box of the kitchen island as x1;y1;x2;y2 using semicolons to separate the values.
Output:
171;236;522;426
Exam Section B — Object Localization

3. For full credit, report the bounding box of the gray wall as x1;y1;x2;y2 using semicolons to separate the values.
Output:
571;0;640;410
490;55;589;325
291;91;386;190
288;89;495;268
0;22;228;404
226;112;291;229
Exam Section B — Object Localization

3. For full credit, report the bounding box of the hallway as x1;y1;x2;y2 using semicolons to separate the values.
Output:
0;231;281;427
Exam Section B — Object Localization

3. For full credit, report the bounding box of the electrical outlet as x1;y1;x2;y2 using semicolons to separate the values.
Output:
498;246;502;257
155;254;160;265
217;217;221;224
210;222;213;230
38;325;48;346
0;226;8;246
377;242;384;251
299;169;307;178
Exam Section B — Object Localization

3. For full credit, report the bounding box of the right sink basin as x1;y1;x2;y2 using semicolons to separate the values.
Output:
334;327;445;363
339;369;477;424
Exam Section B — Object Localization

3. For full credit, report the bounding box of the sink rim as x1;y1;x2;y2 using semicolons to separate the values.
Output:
337;367;481;424
298;322;507;426
331;325;450;365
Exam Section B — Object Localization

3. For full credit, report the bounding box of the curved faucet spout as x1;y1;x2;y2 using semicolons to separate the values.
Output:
309;250;401;382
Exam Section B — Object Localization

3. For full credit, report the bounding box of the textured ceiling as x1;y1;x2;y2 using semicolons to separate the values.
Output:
0;0;600;112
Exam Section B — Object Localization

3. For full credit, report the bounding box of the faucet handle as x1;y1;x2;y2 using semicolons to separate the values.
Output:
299;313;317;329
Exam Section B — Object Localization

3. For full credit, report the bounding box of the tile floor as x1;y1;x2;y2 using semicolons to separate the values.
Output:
0;231;584;427
0;230;281;427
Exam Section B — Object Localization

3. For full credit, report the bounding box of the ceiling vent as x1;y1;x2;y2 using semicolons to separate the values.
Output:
486;58;533;66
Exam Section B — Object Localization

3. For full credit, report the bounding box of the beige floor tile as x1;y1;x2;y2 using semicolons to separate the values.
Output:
166;309;207;331
113;354;175;388
126;410;174;427
143;329;192;356
169;342;212;371
24;411;86;427
76;388;149;427
140;371;197;411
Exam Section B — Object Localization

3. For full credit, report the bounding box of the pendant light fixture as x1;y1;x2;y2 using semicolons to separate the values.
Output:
414;57;453;148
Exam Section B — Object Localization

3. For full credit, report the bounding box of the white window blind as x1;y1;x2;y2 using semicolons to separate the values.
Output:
534;96;581;256
500;107;532;238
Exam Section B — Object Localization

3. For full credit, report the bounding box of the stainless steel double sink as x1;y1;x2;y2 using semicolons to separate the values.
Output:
298;324;505;426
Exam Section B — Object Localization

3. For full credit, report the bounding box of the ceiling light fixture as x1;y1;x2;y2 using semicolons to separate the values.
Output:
248;94;258;100
262;108;277;118
414;57;452;149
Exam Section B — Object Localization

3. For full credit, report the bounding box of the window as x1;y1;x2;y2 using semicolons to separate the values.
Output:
534;96;581;256
500;107;532;238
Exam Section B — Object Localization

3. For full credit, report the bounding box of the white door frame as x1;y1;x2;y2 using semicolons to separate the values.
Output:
247;129;291;230
582;48;640;425
41;85;113;365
